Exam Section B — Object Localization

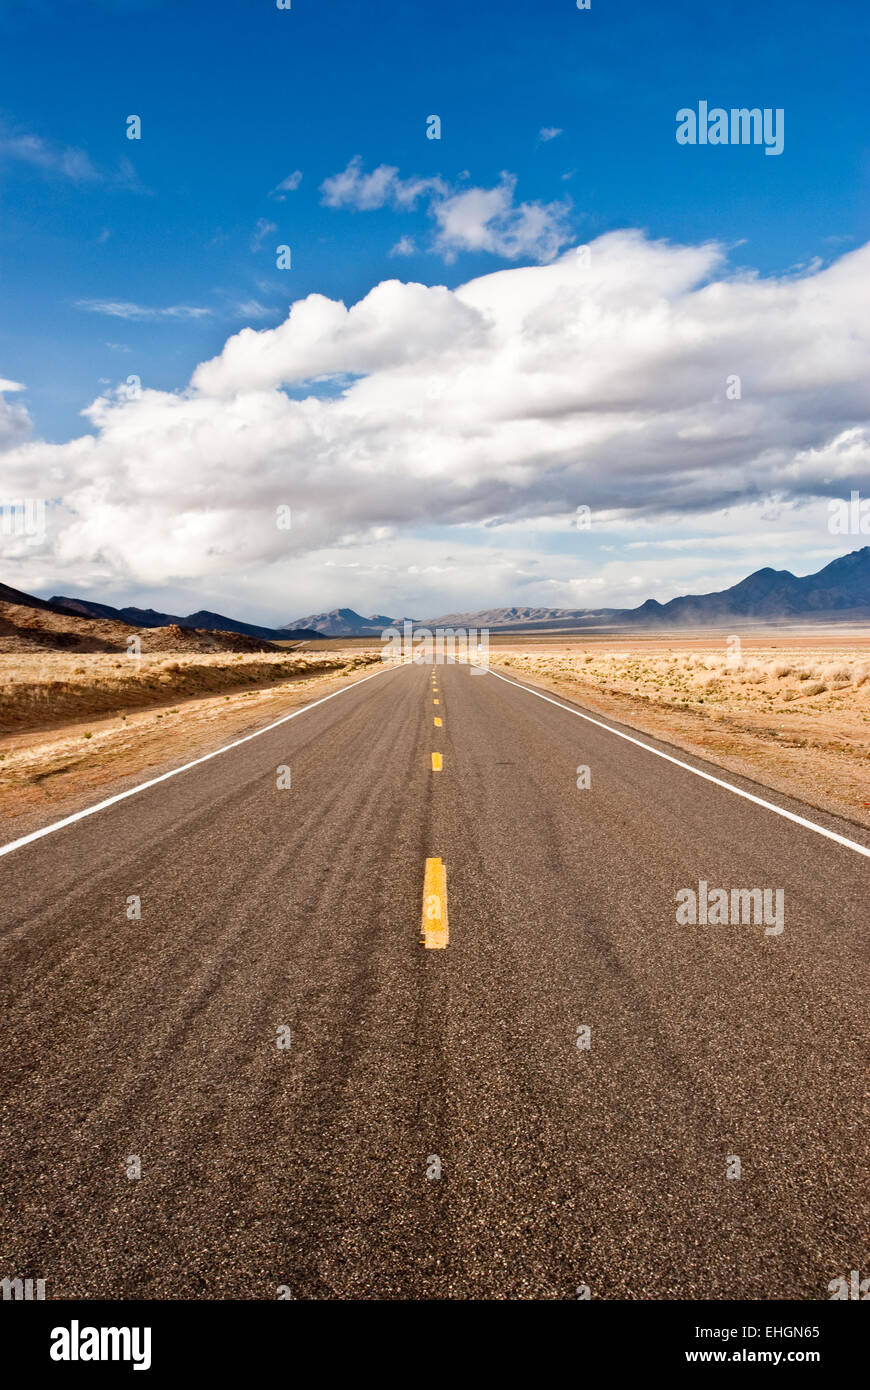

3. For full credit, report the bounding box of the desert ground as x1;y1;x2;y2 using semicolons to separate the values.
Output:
1;627;869;839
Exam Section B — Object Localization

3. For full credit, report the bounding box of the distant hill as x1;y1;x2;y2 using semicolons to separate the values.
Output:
0;580;74;616
422;548;870;631
50;596;318;642
285;607;415;637
422;605;622;631
0;582;309;653
626;547;870;626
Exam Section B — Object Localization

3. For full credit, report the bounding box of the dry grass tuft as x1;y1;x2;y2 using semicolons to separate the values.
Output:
0;649;381;734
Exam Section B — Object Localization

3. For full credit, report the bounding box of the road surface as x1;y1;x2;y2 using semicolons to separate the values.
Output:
0;660;867;1299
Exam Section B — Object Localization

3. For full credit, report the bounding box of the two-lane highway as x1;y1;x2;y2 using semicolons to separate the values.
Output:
0;659;866;1298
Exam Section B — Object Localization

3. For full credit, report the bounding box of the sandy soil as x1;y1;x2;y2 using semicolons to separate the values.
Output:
0;649;377;735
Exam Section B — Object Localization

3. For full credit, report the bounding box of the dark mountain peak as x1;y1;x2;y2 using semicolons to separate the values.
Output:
48;595;312;641
815;544;870;577
185;609;231;627
50;594;117;620
724;566;796;594
125;606;183;625
284;608;404;635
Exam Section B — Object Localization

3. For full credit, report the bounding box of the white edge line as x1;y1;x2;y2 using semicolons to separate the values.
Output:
487;668;870;861
0;663;398;860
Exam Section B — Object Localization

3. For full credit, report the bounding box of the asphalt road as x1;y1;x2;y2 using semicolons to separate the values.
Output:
0;660;867;1300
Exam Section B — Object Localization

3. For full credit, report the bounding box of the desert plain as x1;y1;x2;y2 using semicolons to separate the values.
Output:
1;627;868;840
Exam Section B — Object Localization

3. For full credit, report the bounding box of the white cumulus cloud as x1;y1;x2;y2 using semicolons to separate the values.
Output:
320;158;573;263
2;232;869;612
320;156;444;211
431;173;572;263
0;379;31;452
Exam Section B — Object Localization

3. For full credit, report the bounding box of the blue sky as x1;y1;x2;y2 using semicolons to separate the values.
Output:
1;0;868;621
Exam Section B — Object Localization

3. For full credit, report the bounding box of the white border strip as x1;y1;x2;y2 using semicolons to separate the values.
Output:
488;669;870;860
0;664;396;860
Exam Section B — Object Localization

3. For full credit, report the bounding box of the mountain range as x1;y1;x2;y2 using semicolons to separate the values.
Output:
4;547;869;647
0;580;306;654
47;595;318;642
291;547;870;634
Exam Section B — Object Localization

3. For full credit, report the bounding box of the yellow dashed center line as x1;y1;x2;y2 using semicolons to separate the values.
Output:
434;716;442;727
433;698;439;705
431;752;443;771
421;857;449;949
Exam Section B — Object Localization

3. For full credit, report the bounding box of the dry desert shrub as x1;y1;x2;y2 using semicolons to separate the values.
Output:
494;644;870;729
821;663;852;684
0;649;381;733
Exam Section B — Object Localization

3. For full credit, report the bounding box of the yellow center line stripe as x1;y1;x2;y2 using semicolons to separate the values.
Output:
421;857;449;949
434;716;442;727
433;698;439;704
431;752;442;771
